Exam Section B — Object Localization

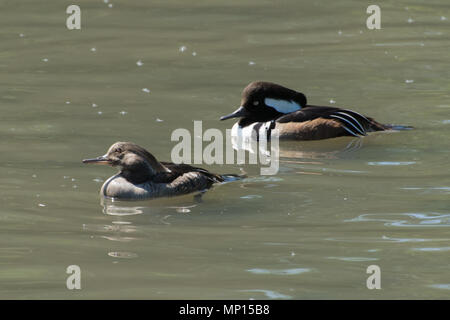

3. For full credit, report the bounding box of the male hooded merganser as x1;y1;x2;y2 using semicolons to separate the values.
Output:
83;142;238;200
221;81;410;140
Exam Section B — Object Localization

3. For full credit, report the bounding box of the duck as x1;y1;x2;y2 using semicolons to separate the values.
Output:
220;81;411;141
83;142;239;200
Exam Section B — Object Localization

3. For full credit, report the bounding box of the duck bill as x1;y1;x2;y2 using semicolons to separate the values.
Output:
82;155;110;165
220;106;249;121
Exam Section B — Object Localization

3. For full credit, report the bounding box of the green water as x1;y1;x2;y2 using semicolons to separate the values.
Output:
0;0;449;299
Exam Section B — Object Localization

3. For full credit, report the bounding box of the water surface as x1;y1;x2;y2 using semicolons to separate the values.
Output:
0;0;449;299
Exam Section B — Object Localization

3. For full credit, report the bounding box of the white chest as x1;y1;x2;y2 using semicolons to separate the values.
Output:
230;121;275;153
231;121;274;139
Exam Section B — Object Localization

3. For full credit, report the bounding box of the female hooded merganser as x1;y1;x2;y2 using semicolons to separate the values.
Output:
221;81;410;141
83;142;238;200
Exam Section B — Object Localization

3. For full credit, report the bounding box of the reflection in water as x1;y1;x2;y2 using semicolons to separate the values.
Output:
232;133;363;161
85;198;201;259
96;196;200;230
232;135;366;181
102;204;144;216
82;198;199;245
279;137;363;160
100;196;198;217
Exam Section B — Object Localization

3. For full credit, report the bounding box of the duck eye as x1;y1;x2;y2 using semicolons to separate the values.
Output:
253;100;259;106
115;148;122;154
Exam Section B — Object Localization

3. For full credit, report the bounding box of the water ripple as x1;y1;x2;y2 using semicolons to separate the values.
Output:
412;247;450;252
347;212;450;227
401;186;450;194
247;268;311;275
240;195;263;199
321;168;367;174
243;177;283;182
103;205;144;216
327;256;378;262
368;161;416;166
240;289;291;299
108;251;138;259
325;236;450;243
429;284;450;290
